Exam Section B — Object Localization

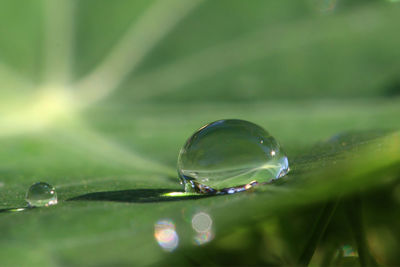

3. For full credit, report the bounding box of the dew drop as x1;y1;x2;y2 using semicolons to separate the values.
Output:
177;119;289;194
26;182;58;207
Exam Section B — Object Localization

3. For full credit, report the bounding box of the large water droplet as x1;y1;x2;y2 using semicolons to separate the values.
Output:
177;119;289;194
26;182;58;207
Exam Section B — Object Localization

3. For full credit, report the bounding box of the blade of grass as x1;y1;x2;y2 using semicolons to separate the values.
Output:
320;243;340;267
298;199;340;266
346;195;378;266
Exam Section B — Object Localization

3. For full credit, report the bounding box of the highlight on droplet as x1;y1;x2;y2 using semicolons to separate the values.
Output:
154;219;179;252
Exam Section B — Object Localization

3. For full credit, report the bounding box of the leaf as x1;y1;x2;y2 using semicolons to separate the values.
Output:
0;0;399;266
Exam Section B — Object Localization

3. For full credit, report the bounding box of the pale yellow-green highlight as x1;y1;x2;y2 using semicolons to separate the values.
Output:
162;192;201;197
0;85;77;137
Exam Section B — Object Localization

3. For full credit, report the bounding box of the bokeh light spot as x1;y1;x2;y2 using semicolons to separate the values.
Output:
154;219;179;252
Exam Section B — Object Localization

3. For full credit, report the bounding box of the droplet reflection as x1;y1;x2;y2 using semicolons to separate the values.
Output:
154;220;179;252
192;212;214;245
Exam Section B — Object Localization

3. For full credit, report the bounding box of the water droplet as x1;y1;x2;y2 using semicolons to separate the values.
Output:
177;119;289;193
26;182;58;207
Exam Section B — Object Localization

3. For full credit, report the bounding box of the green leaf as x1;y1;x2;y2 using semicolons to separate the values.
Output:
0;0;399;266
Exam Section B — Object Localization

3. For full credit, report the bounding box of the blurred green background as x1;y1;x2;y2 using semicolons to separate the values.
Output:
0;0;399;266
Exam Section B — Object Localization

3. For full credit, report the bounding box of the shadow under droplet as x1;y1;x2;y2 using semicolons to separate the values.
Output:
68;189;211;203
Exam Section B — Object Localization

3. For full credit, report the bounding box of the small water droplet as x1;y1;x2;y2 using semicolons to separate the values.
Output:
26;182;58;207
177;119;289;194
